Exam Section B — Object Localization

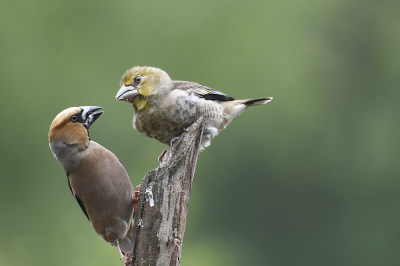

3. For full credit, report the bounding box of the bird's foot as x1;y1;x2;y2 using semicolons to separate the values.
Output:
133;185;140;215
170;136;181;146
158;150;167;165
159;135;183;164
121;252;132;266
117;245;132;266
134;185;140;199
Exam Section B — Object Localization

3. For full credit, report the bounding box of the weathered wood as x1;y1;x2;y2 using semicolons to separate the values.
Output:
128;116;205;266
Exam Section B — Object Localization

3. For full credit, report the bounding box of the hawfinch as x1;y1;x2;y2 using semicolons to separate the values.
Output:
115;66;273;153
48;106;137;265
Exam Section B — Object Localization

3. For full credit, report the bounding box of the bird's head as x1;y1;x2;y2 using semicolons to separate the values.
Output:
48;106;103;146
115;66;173;111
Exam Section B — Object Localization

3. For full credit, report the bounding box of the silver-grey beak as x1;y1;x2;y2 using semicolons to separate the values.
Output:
79;106;103;129
115;85;140;103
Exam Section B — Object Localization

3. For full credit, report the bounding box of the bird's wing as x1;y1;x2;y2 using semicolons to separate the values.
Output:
173;81;235;101
67;175;90;221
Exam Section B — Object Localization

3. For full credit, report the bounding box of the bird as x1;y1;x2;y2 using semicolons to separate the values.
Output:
115;66;273;161
48;106;138;265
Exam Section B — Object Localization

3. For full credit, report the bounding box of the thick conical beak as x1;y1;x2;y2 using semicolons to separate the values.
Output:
115;85;140;103
79;106;103;129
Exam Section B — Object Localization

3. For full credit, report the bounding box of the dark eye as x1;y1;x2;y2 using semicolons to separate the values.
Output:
70;114;78;122
134;76;142;84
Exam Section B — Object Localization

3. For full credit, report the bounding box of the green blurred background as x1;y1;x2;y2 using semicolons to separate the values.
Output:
1;0;400;265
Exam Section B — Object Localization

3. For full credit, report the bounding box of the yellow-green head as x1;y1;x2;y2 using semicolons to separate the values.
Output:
116;66;173;111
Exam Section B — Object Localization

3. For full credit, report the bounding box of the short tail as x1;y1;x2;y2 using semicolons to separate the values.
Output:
244;97;273;106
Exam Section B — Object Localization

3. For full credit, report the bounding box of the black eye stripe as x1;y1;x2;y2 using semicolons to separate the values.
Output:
70;110;84;123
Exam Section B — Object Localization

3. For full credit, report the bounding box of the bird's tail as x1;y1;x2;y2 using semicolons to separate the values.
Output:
244;97;273;106
119;221;134;254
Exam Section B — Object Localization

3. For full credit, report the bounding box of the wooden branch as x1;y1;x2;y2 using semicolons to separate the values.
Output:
128;116;205;266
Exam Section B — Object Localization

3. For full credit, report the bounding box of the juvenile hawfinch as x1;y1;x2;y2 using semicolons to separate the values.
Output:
115;66;273;159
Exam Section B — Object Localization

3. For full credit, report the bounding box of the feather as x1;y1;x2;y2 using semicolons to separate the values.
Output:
173;81;235;101
68;176;89;221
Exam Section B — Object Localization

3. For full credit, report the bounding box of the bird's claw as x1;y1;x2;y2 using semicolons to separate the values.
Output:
159;135;182;164
121;252;132;266
158;150;167;164
170;136;180;146
133;185;140;215
134;185;140;199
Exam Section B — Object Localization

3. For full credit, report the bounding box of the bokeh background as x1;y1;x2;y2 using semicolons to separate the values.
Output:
1;1;400;265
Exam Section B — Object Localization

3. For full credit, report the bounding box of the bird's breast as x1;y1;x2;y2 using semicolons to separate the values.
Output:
50;138;83;171
133;91;227;145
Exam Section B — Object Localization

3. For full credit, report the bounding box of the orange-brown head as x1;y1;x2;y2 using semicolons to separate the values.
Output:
49;106;103;146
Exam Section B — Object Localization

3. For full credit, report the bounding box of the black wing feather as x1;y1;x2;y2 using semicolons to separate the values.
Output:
173;81;235;101
67;175;90;221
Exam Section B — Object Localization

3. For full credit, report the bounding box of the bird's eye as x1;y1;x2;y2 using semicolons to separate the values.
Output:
134;76;142;84
70;115;78;122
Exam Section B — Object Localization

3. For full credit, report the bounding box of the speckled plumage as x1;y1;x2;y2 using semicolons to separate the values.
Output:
116;66;273;148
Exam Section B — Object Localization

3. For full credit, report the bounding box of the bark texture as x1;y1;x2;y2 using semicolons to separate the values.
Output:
128;116;204;266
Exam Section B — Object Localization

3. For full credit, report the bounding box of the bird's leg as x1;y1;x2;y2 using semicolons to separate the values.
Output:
117;244;132;266
133;185;140;215
158;133;187;164
158;135;184;164
158;150;167;164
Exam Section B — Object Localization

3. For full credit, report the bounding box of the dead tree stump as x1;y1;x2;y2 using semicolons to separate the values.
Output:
128;116;205;266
